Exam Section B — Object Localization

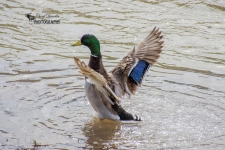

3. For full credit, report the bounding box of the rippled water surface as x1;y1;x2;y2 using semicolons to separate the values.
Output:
1;0;225;149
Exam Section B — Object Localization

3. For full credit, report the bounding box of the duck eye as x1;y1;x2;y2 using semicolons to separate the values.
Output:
81;37;90;46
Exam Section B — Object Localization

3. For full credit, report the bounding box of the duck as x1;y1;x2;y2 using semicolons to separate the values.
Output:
71;27;163;121
25;13;36;22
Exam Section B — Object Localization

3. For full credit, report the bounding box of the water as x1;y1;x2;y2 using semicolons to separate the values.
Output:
0;0;225;149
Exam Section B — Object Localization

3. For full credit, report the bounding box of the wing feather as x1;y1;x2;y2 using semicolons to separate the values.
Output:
110;27;163;97
74;57;121;104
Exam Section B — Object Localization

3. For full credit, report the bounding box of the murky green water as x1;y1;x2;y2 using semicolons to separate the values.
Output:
0;0;225;149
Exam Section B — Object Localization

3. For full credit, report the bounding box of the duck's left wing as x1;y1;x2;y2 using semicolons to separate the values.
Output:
110;27;163;97
74;57;121;105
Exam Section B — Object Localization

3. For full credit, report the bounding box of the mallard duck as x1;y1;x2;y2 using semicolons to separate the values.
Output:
71;27;163;121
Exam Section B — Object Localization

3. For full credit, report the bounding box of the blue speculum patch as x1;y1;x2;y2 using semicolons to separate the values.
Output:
129;60;150;84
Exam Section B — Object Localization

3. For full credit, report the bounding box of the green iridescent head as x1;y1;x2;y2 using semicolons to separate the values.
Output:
72;34;100;56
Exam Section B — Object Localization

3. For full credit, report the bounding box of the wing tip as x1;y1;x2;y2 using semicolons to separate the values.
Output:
74;57;80;66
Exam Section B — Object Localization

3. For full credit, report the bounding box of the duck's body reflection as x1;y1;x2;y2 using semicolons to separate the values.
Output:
82;117;121;149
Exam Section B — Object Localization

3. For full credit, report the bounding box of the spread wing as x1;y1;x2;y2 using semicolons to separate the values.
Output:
74;57;121;105
110;27;163;97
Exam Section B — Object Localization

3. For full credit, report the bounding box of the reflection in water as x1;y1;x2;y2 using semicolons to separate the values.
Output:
82;117;121;149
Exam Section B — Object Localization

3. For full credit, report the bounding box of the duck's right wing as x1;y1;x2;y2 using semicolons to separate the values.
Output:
110;27;163;97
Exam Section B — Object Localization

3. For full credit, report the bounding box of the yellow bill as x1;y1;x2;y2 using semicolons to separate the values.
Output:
71;40;82;46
